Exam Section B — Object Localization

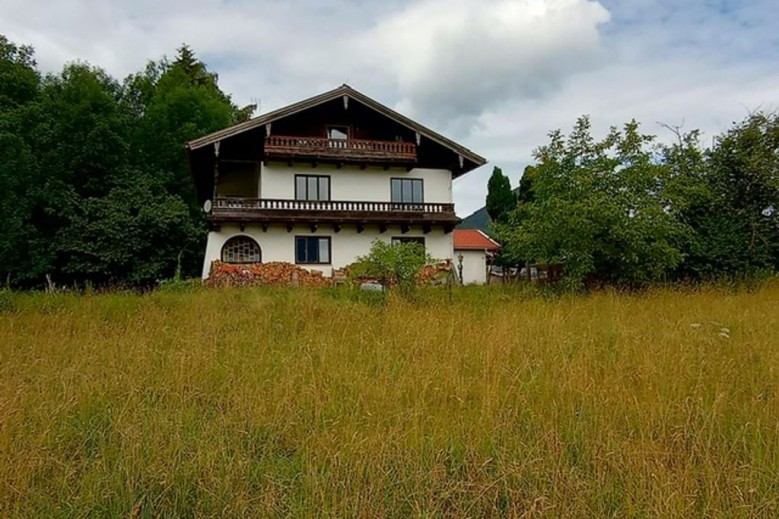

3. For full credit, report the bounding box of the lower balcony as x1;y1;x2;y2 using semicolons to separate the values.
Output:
210;197;458;230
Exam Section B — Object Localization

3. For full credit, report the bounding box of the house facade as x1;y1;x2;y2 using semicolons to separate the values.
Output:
186;85;486;279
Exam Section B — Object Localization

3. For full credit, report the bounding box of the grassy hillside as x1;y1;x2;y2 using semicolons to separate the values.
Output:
1;285;778;518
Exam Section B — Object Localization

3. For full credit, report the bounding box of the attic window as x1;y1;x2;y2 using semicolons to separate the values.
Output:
327;126;349;140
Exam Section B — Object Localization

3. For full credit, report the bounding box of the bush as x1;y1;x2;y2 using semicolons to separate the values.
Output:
349;239;436;294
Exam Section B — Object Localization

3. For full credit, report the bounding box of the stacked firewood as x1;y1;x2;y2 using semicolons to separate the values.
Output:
206;260;454;289
206;261;330;288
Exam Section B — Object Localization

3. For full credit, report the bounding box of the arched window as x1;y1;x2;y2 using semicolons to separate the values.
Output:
221;236;261;264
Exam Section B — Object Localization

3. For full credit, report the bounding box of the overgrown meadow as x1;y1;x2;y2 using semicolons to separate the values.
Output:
1;284;778;518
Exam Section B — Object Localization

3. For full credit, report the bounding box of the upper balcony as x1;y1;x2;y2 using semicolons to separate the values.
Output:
264;135;417;167
210;197;458;230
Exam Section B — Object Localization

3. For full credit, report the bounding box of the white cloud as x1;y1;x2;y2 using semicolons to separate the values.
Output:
368;0;611;129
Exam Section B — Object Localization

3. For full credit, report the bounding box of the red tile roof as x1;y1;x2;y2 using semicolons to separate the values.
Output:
453;229;501;251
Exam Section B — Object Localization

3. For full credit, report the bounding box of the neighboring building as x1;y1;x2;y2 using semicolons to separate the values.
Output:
186;85;486;278
453;229;501;285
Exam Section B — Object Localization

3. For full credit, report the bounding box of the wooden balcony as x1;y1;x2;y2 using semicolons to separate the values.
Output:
264;136;417;166
211;197;458;228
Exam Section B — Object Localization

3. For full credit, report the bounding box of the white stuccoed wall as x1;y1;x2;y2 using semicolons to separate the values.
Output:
456;249;488;285
260;164;452;203
202;223;454;278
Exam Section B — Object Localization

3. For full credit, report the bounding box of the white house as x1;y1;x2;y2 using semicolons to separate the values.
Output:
453;229;501;285
186;85;486;279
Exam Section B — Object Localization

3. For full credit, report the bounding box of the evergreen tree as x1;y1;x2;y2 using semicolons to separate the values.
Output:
485;166;515;222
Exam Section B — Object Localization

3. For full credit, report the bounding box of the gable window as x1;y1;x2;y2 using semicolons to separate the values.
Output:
327;126;349;150
327;126;349;140
296;236;331;264
295;175;330;201
221;236;261;263
391;178;423;204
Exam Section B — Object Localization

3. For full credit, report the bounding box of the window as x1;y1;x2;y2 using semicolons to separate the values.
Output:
221;236;261;263
391;178;423;204
327;126;349;150
295;175;330;201
296;236;331;264
327;126;349;140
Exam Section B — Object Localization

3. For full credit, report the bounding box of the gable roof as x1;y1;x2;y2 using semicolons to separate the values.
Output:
186;84;486;174
453;229;501;251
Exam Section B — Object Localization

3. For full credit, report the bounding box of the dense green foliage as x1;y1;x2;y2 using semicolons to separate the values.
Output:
485;166;516;222
495;115;779;287
350;239;435;292
0;37;247;288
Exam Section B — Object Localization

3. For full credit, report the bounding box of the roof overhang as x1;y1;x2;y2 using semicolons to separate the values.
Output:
186;84;487;177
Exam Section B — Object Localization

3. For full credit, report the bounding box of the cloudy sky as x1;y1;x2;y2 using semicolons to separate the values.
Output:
2;0;777;216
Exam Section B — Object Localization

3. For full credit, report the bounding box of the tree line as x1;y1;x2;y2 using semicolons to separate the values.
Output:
487;114;779;287
0;36;249;288
2;33;776;289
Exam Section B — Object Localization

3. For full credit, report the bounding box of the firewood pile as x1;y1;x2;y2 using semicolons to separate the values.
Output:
206;260;454;289
206;261;330;288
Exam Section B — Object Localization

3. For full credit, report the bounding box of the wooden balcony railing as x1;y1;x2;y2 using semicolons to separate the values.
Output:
265;136;417;163
214;197;454;214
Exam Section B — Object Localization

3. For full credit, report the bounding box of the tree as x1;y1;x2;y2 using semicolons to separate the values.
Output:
678;113;779;278
0;35;39;108
56;172;198;286
496;116;687;288
517;165;537;205
0;35;41;285
485;166;515;222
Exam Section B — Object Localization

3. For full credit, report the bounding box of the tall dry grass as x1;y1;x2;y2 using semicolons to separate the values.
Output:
1;283;778;518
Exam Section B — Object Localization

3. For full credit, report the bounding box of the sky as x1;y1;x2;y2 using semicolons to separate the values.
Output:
2;0;778;216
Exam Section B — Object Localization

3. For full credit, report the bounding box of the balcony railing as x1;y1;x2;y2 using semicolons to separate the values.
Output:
214;197;454;214
264;135;417;163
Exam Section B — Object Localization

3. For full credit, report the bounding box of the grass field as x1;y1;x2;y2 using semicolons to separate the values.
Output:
1;283;778;518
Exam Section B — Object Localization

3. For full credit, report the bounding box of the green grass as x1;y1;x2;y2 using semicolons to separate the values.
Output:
1;283;778;517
